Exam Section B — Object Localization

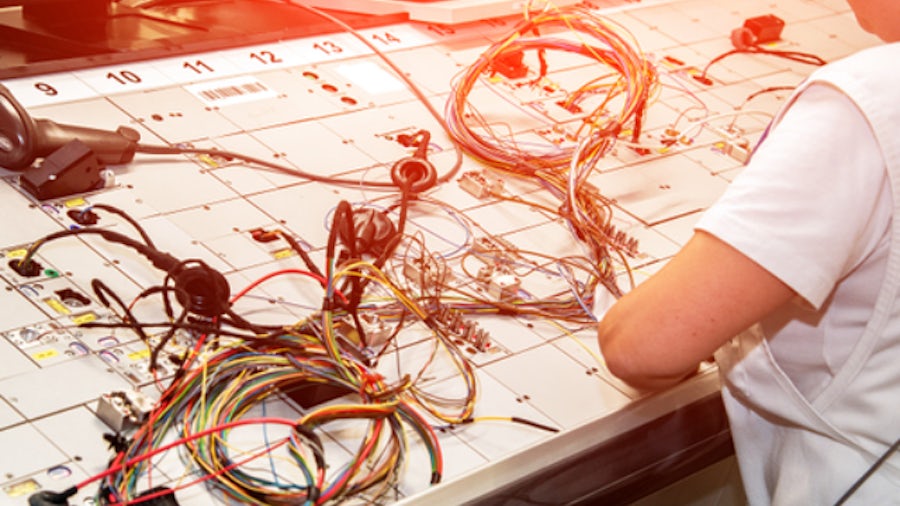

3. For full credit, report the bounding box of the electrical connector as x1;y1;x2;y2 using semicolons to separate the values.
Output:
249;227;280;243
67;208;99;226
8;258;42;277
488;273;521;301
722;138;751;163
471;236;517;264
434;306;492;352
27;486;77;506
357;313;392;348
403;256;452;288
54;288;91;308
19;140;107;200
490;49;528;79
713;126;752;164
96;390;154;432
458;170;504;199
743;14;785;44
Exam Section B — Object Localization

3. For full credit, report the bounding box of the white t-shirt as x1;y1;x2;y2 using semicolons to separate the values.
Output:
696;79;898;504
697;83;892;401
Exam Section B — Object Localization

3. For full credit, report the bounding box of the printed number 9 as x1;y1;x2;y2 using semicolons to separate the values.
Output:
34;82;58;96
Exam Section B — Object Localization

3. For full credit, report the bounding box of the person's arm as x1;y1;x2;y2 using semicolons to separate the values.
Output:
597;230;796;390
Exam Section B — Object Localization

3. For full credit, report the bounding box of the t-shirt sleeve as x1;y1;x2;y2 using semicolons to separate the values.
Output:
695;83;891;309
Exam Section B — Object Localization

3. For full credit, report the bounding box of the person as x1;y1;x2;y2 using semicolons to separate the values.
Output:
596;0;900;503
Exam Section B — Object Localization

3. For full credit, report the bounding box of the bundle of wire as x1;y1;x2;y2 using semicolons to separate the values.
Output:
444;6;657;174
95;331;444;505
9;203;466;504
444;7;655;296
375;196;607;321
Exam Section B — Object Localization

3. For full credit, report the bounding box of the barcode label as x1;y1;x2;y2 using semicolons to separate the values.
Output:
185;76;276;106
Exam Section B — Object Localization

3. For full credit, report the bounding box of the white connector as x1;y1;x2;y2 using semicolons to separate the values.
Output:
96;390;155;432
403;256;452;288
458;170;504;199
488;273;521;301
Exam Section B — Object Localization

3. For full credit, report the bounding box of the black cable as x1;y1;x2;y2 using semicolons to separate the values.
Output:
78;319;262;341
17;227;178;274
136;143;399;188
23;220;271;335
458;416;559;433
91;278;152;346
148;307;189;373
331;200;362;310
89;203;158;249
159;258;231;319
277;231;322;278
833;436;900;505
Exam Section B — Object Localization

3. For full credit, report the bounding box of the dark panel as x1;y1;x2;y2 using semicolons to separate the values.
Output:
0;0;407;78
470;392;733;506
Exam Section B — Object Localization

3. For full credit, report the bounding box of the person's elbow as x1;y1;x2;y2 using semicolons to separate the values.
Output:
597;314;694;391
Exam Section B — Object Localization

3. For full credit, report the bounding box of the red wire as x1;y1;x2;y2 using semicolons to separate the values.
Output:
75;416;301;490
104;437;293;505
317;417;387;503
230;268;348;304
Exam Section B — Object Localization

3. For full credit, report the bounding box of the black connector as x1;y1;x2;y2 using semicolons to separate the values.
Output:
8;258;42;277
19;139;106;201
28;486;77;505
67;208;99;225
135;486;180;505
340;208;398;258
172;263;231;318
55;288;91;307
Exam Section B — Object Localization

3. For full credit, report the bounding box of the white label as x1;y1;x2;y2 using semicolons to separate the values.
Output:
358;24;434;51
222;44;300;71
184;76;276;106
2;74;98;107
76;63;173;95
153;54;244;83
288;33;366;63
335;61;405;95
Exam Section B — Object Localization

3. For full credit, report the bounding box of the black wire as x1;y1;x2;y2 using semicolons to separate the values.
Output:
18;227;177;273
91;278;152;345
833;436;900;505
278;231;322;278
330;201;362;310
78;319;262;341
136;143;398;188
510;416;559;433
90;203;158;249
148;307;190;373
743;85;796;106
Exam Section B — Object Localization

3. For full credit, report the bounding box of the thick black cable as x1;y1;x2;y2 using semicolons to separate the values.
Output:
90;203;158;249
278;231;322;278
148;308;189;373
18;227;178;273
77;319;264;341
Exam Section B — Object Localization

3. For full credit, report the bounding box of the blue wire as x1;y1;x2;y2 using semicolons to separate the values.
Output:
261;399;281;486
557;262;597;321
